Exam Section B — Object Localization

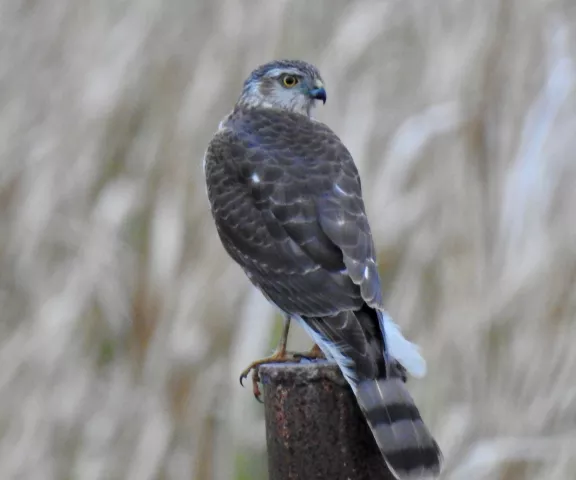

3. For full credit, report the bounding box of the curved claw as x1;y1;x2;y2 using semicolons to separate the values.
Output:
239;366;261;401
238;350;298;403
239;365;254;387
253;388;263;403
252;369;263;402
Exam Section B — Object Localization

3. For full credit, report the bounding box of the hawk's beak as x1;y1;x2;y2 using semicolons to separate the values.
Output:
309;84;327;104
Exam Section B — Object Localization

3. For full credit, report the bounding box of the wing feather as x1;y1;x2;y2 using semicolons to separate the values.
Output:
204;107;383;315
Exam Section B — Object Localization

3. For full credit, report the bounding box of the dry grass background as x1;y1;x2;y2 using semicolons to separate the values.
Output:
0;0;575;479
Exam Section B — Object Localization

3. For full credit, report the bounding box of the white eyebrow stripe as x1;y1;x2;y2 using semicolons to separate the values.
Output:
266;68;303;77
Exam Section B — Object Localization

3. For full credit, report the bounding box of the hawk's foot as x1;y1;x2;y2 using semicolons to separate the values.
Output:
239;344;326;402
292;343;326;361
239;349;297;402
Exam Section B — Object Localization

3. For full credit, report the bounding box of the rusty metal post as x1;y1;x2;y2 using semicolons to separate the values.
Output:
260;362;395;480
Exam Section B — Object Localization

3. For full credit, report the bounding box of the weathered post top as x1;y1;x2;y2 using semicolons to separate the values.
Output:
260;362;396;480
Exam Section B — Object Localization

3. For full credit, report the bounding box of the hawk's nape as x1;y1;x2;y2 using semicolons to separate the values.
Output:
203;59;442;479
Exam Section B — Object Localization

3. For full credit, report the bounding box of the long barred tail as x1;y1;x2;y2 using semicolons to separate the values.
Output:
297;310;442;478
356;377;442;479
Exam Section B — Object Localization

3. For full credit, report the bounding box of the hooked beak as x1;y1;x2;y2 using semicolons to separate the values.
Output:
309;82;327;104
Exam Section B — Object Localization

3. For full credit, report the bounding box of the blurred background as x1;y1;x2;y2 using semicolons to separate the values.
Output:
1;0;576;479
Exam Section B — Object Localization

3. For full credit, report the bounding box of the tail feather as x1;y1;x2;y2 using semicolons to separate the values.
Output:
295;311;442;478
356;377;442;479
379;310;427;378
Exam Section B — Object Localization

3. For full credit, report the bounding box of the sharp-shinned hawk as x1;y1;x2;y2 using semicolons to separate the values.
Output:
203;59;442;479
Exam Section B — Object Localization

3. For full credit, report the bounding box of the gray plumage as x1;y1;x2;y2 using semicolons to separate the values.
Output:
203;59;442;479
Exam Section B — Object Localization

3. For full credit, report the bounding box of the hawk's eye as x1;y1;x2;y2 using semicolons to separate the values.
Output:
281;75;299;88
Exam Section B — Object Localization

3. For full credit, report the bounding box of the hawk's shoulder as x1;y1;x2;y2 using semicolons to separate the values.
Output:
204;105;384;313
217;107;359;186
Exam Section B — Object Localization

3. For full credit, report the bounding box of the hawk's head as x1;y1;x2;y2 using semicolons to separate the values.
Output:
237;60;326;116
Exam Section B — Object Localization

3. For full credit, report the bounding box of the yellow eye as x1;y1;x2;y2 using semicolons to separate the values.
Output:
282;75;298;88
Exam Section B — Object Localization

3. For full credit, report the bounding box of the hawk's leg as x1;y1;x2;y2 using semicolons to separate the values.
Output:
239;318;327;401
239;314;293;402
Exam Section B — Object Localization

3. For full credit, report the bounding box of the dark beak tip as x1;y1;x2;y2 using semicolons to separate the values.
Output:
310;88;327;104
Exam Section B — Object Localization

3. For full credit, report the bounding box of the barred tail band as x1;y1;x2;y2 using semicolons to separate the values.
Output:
356;377;442;479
